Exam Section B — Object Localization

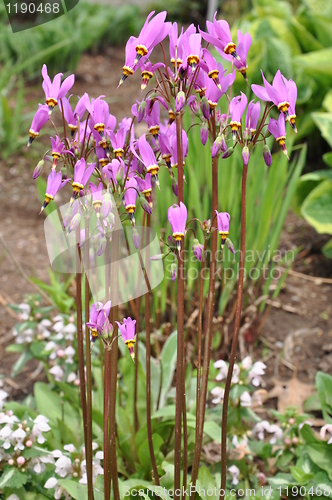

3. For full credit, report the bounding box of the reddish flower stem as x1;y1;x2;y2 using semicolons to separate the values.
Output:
145;213;160;484
104;238;111;500
220;160;248;498
174;112;185;498
84;217;94;500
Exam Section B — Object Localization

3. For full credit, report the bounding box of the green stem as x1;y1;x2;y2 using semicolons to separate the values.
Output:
104;239;111;500
145;213;160;485
220;160;248;499
84;217;94;500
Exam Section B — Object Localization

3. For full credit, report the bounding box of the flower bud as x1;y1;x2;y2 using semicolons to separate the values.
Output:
263;144;272;167
116;167;124;187
69;213;81;233
292;437;299;445
137;101;146;123
26;440;33;448
242;146;249;166
175;91;186;113
192;238;204;262
222;147;234;159
189;97;200;116
226;238;235;254
17;456;25;466
171;177;178;197
132;227;140;249
33;160;44;179
8;459;14;466
150;253;164;261
211;136;223;158
170;262;177;282
201;96;210;120
284;438;291;446
200;124;208;146
138;195;152;215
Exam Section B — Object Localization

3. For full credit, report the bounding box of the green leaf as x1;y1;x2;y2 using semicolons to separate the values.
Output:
290;465;314;484
312;112;332;148
11;350;33;377
305;443;332;481
58;479;88;500
0;468;27;488
267;473;295;487
159;330;177;408
316;372;332;422
138;433;164;477
197;467;217;499
323;152;332;168
294;48;332;82
323;238;332;258
6;343;26;353
301;180;332;234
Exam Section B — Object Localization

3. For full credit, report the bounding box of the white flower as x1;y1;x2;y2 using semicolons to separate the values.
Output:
55;455;73;477
211;386;224;405
242;356;252;370
79;456;104;485
267;424;283;444
53;319;64;333
240;391;252;407
49;365;64;382
64;346;75;364
63;444;76;453
63;323;76;341
45;477;58;489
252;421;270;441
7;494;20;500
214;360;228;381
228;465;240;485
67;372;77;383
0;389;8;410
32;453;54;474
320;424;332;444
248;361;266;387
231;364;240;384
32;415;51;444
0;424;13;449
37;319;52;339
18;303;31;320
11;427;26;451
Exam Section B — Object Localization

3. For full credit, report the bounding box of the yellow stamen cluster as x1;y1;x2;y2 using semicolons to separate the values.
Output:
149;125;160;137
46;97;58;108
122;66;134;77
72;181;84;193
277;101;290;113
29;129;39;139
187;55;199;69
230;121;241;131
173;232;184;241
224;43;236;55
113;148;124;158
136;44;148;57
146;164;159;176
94;123;105;133
125;205;136;213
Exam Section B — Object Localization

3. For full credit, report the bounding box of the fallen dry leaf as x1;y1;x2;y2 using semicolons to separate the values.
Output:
268;377;314;413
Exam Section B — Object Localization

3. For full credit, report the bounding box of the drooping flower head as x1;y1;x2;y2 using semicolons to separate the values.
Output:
40;170;69;214
200;14;241;61
202;48;222;90
139;60;164;91
86;301;112;345
124;177;138;224
71;159;96;201
245;101;261;138
89;182;104;217
215;211;230;247
28;104;49;146
268;113;289;159
134;11;169;64
233;31;252;78
50;136;73;169
230;92;248;141
168;202;187;252
41;64;75;113
116;317;136;361
136;134;160;185
182;32;202;71
62;94;88;136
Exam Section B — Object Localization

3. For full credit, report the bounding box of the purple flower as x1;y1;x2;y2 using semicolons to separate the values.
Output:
233;31;252;78
205;65;235;110
86;96;116;138
28;104;49;146
245;101;261;138
263;144;272;167
252;70;297;130
230;92;248;139
268;113;289;158
90;182;104;216
116;317;136;361
145;100;161;140
135;135;160;185
72;159;96;199
170;262;177;282
40;170;69;214
242;146;249;166
202;48;221;90
108;126;128;158
215;211;230;247
124;177;138;224
200;14;240;61
168;202;187;252
192;238;205;261
139;61;164;90
133;11;170;66
182;32;202;71
131;100;147;123
200;123;208;146
136;173;153;208
62;94;88;135
50;136;73;169
33;160;44;179
41;64;74;113
87;301;112;344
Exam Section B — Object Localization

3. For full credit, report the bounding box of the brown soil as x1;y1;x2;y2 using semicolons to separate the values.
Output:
0;49;332;403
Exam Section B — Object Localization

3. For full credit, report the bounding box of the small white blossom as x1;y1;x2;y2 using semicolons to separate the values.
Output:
320;424;332;444
63;323;76;341
18;303;31;320
49;365;64;382
211;387;224;404
64;346;75;364
32;415;51;444
248;361;266;387
67;372;77;383
242;356;252;370
214;360;228;381
55;455;73;477
228;464;240;485
0;424;13;449
11;427;26;451
63;444;76;453
240;391;252;407
0;389;8;410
